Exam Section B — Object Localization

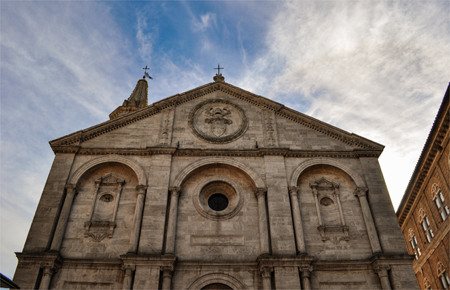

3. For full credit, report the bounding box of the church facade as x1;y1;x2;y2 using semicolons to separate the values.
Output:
14;73;418;290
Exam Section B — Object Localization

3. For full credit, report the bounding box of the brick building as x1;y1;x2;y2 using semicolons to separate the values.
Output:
13;72;418;289
397;84;450;290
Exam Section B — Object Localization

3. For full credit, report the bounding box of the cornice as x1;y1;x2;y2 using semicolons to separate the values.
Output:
50;146;382;158
397;84;450;226
50;82;384;150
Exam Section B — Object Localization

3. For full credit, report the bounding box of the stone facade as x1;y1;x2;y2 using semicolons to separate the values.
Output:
13;73;418;289
397;84;450;290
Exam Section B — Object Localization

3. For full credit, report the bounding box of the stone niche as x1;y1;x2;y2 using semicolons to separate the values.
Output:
297;164;373;260
310;177;349;244
84;173;125;242
61;162;138;258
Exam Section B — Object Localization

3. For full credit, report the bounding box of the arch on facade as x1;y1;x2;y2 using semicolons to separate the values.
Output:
172;157;265;189
187;273;247;290
289;158;367;188
68;154;147;186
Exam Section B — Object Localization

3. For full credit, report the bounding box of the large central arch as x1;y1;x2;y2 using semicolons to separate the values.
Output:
172;157;265;189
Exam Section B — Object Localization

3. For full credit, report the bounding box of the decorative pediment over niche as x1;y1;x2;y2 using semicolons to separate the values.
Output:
50;82;384;151
310;177;339;191
95;173;125;186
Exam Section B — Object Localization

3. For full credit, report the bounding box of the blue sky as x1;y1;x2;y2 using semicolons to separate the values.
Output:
1;0;449;279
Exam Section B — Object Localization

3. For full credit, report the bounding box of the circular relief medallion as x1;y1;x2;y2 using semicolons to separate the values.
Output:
188;99;248;143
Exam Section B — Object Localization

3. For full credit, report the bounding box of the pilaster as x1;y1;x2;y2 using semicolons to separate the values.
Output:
263;154;296;255
138;154;173;254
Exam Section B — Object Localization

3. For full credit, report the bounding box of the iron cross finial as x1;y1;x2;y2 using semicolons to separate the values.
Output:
214;63;224;75
142;66;153;79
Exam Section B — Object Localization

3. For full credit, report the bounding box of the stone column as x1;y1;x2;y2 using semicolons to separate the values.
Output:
300;267;313;290
164;187;181;255
311;186;323;226
161;267;173;290
255;188;270;255
374;266;392;290
354;187;382;253
289;186;306;254
122;265;135;290
334;186;346;226
49;184;77;252
39;264;57;290
128;185;148;253
260;267;273;290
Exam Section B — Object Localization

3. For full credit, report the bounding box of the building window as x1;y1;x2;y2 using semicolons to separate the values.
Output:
408;228;421;259
419;208;434;243
432;183;448;222
424;277;432;290
438;262;450;289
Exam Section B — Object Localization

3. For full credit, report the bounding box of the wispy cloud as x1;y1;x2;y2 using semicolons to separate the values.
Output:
239;1;449;207
136;9;158;63
192;12;217;32
1;1;134;277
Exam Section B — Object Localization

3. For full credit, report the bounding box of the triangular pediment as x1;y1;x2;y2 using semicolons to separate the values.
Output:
50;81;383;153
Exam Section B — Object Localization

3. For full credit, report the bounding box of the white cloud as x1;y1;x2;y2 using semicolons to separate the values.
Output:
192;12;217;32
1;1;135;278
136;10;157;63
239;1;449;208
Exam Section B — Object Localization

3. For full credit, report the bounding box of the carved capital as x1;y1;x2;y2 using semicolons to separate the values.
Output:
65;184;78;195
289;186;299;196
354;187;368;198
299;266;313;277
169;187;181;198
136;185;148;195
260;267;273;278
373;265;390;278
122;264;136;273
161;266;174;277
254;187;267;199
41;263;58;275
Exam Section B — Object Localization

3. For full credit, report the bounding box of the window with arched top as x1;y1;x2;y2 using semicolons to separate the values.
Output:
418;208;434;243
438;262;450;289
424;277;432;290
432;183;449;222
408;228;421;260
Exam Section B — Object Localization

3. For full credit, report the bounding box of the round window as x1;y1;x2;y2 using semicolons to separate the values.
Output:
208;193;229;211
320;197;334;206
100;194;114;202
193;178;243;220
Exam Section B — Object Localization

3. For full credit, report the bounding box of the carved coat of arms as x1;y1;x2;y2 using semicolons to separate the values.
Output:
188;99;248;143
204;108;233;137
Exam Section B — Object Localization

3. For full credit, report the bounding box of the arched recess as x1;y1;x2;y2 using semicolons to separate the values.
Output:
290;158;366;188
68;155;147;186
187;273;247;290
172;157;265;189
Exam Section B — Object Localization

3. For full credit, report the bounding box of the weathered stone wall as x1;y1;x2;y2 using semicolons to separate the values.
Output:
14;85;419;290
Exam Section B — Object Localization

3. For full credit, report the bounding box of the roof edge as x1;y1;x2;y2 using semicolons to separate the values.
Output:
396;82;450;225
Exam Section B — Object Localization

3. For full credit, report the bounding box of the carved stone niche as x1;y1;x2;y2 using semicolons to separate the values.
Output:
84;173;125;242
310;177;349;244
